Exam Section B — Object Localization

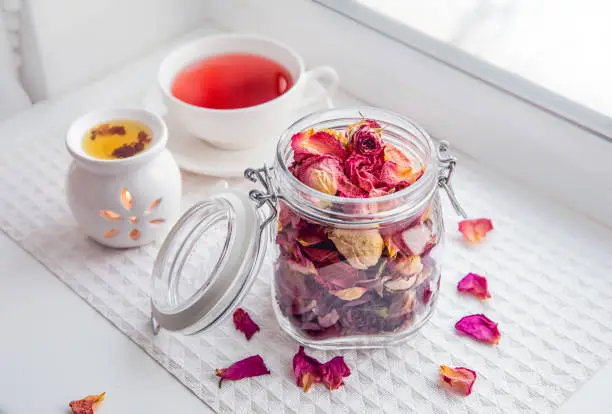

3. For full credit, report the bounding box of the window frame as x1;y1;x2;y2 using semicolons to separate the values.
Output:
205;0;612;227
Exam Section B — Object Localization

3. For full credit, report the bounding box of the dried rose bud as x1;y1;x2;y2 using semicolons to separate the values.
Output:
440;365;476;396
458;218;493;243
216;355;271;387
69;392;106;414
328;228;383;270
455;314;501;345
457;273;491;300
296;155;345;195
349;123;384;157
346;119;382;142
233;308;260;340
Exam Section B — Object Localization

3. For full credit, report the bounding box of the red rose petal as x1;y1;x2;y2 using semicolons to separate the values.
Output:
344;153;380;192
233;308;260;340
458;218;493;243
457;273;491;300
320;356;351;390
455;314;501;345
293;346;323;392
69;392;106;414
216;355;271;387
440;365;476;396
291;129;348;162
292;346;351;392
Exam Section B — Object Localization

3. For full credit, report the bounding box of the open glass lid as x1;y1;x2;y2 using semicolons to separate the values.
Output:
150;188;270;335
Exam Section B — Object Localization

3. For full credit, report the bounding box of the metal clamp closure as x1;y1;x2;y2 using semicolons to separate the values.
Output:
437;141;467;219
244;165;280;230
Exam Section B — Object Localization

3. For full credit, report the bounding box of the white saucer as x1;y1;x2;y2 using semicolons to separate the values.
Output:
143;84;333;177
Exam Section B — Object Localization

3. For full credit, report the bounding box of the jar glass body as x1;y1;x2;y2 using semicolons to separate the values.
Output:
269;108;444;349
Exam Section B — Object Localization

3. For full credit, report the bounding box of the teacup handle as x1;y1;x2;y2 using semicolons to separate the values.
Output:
298;66;339;107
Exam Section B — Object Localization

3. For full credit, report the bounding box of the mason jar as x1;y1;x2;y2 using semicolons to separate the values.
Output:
150;107;463;349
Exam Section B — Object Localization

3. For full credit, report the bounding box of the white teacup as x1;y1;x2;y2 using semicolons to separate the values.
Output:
158;34;338;151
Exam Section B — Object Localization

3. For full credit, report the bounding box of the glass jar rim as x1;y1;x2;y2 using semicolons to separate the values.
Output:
274;107;439;225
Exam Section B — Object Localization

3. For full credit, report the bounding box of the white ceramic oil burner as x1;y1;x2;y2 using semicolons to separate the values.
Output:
65;108;182;248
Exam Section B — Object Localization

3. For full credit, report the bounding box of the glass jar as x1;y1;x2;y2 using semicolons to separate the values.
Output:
150;107;463;349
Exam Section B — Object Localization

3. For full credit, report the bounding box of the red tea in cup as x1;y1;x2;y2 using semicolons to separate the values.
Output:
171;53;294;109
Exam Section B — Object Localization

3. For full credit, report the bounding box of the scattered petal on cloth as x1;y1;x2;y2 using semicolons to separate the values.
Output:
320;356;351;390
216;355;271;387
455;314;501;345
69;392;106;414
440;365;477;396
293;346;323;392
457;273;491;300
292;346;351;392
458;218;494;243
233;308;260;340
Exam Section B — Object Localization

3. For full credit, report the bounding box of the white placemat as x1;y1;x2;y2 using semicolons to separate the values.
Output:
1;97;612;414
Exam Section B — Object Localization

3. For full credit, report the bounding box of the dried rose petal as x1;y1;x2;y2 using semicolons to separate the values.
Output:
328;228;383;269
293;346;351;392
69;392;106;414
455;314;501;345
400;224;433;256
331;286;368;301
296;155;346;195
382;234;401;259
389;255;423;276
286;247;318;275
278;201;300;230
457;273;491;300
344;153;380;192
320;356;351;390
317;309;340;328
315;261;359;289
384;276;417;292
440;365;477;396
293;346;323;392
216;355;271;387
297;223;327;246
302;246;342;266
233;308;260;340
422;285;433;304
458;218;493;243
291;129;348;162
387;290;416;317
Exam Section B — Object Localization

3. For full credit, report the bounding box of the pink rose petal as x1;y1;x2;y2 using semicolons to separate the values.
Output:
457;273;491;300
232;308;260;340
458;218;493;243
455;314;500;345
216;355;270;387
291;129;348;162
440;365;477;396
